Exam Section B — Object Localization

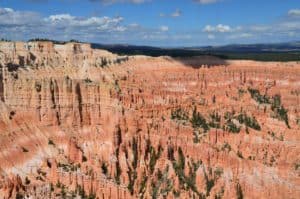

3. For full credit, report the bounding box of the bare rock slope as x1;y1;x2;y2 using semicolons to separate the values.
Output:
0;41;299;199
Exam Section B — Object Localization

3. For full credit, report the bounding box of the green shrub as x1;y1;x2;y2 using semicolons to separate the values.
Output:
127;167;137;195
84;78;92;83
224;120;240;133
139;173;148;197
193;131;200;143
172;149;202;197
271;95;290;128
214;167;223;178
171;108;189;121
221;142;231;151
236;112;261;131
149;144;163;174
190;107;209;132
208;111;221;129
248;88;270;104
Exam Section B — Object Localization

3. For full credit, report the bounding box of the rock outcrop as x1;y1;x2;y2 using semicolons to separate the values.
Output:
0;41;299;199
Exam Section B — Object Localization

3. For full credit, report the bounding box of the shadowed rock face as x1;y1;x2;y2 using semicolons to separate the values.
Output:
0;41;299;199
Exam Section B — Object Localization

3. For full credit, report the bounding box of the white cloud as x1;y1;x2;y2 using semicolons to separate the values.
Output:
129;23;139;28
249;25;270;32
0;7;41;25
89;0;149;4
1;5;300;46
0;6;130;42
194;0;222;4
160;26;169;32
160;9;182;18
208;34;215;39
48;14;75;22
45;14;124;31
171;9;182;17
215;24;232;32
203;24;232;33
288;9;300;17
228;33;253;39
203;25;214;32
0;7;14;14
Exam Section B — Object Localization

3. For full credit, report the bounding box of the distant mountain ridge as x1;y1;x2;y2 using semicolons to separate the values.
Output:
92;41;300;53
185;41;300;52
91;41;300;61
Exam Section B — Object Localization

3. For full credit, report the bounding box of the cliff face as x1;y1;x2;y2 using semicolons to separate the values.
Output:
0;41;299;199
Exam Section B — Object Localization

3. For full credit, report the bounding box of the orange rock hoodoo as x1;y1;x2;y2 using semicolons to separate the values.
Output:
0;41;299;198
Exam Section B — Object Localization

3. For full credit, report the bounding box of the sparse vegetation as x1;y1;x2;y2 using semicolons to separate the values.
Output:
74;184;96;199
0;38;11;42
221;142;232;152
171;108;189;122
248;88;270;104
236;112;261;131
193;130;201;143
57;162;81;172
28;38;82;44
202;166;223;197
84;78;93;83
150;166;173;199
139;172;148;198
127;167;137;195
214;167;223;178
149;144;163;174
100;58;108;67
191;106;209;132
172;147;204;197
268;131;284;141
271;95;290;128
224;120;241;133
238;88;246;97
208;111;221;129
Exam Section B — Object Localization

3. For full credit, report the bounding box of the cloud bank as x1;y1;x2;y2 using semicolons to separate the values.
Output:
0;6;300;46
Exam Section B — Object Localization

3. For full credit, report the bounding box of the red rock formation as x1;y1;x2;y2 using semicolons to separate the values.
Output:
0;41;299;198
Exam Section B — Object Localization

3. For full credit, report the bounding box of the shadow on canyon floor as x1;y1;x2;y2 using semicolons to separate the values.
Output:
172;55;229;68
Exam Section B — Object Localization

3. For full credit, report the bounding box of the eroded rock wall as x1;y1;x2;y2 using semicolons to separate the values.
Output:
0;41;299;199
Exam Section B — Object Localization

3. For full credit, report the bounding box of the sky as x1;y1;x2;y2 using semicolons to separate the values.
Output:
0;0;299;47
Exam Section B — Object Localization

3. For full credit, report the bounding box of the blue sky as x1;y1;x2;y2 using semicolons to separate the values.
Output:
0;0;299;46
